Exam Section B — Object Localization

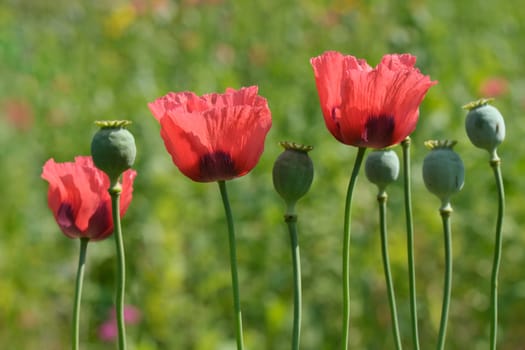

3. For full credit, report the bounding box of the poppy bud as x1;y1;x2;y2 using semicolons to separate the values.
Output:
422;140;464;210
91;120;136;183
365;149;399;193
272;142;314;214
463;98;505;157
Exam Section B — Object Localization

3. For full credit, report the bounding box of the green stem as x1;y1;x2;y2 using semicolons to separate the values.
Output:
218;180;245;350
378;192;403;350
401;138;420;350
109;182;127;350
436;207;453;350
285;213;302;350
342;146;366;350
489;156;505;350
72;238;89;350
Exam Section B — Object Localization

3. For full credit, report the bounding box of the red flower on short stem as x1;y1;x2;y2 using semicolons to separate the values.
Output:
310;51;437;149
148;86;272;182
41;156;137;241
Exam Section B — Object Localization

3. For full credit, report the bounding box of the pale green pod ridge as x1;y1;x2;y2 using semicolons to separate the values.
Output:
365;149;399;193
272;141;314;213
91;120;136;182
422;140;464;209
464;99;505;156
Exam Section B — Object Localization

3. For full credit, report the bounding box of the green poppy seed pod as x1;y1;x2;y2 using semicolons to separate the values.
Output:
422;140;464;210
365;149;399;193
463;98;505;157
91;120;136;183
272;142;314;213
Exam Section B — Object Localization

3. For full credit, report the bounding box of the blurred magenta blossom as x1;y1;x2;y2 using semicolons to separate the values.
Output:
479;77;509;98
2;98;34;132
98;305;141;342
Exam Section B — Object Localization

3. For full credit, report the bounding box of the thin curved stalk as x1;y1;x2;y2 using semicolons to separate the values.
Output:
342;147;366;350
378;192;403;350
489;157;505;350
436;208;453;350
109;183;127;350
72;238;89;350
401;138;420;350
286;214;302;350
218;180;245;350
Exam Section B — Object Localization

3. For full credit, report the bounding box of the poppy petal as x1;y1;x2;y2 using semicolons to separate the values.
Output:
41;156;136;240
311;51;436;148
150;86;272;182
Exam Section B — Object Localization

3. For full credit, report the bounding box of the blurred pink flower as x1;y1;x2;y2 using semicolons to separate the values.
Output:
114;305;141;324
98;305;141;342
479;77;508;98
2;98;34;132
128;0;171;16
184;0;223;5
98;320;118;342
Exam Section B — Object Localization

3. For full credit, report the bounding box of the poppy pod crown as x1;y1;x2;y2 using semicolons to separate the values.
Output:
310;51;437;149
149;86;272;182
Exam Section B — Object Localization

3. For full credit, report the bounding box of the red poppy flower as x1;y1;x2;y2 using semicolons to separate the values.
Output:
310;51;437;149
41;156;137;241
148;86;272;182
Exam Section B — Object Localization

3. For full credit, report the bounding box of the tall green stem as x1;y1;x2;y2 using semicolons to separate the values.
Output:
401;138;420;350
436;207;453;350
342;146;366;350
218;180;245;350
489;156;505;350
72;238;89;350
285;213;302;350
377;192;403;350
109;182;127;350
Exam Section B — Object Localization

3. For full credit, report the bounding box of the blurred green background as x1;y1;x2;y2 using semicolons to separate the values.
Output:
1;0;525;349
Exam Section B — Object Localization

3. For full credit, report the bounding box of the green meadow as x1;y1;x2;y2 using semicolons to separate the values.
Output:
1;0;525;349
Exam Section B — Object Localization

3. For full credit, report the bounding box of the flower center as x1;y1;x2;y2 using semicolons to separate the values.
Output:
363;115;395;147
199;151;238;181
57;203;75;229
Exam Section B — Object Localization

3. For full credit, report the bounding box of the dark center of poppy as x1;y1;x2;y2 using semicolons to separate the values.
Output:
57;203;75;229
331;107;342;134
86;203;112;240
199;151;238;181
362;115;395;147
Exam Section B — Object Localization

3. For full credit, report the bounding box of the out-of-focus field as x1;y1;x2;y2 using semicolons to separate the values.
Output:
1;0;525;349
